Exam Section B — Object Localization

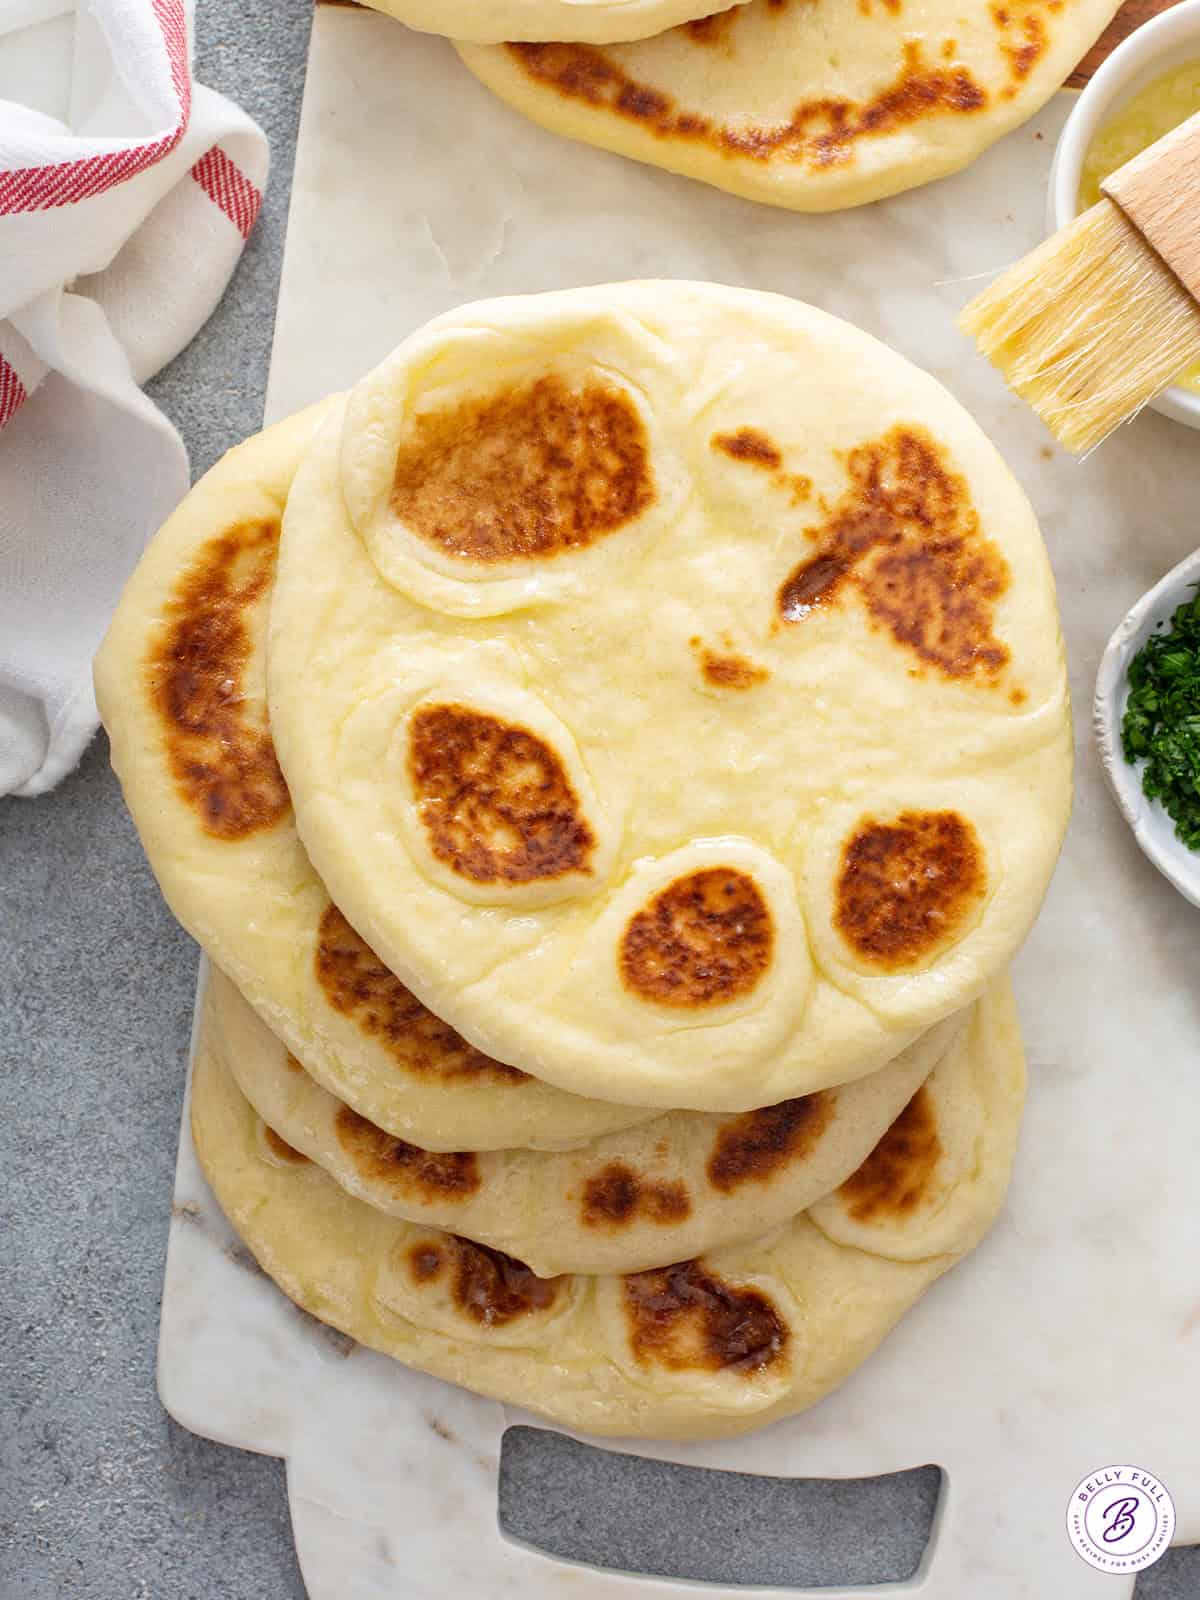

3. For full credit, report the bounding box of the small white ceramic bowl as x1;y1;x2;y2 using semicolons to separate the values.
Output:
1095;548;1200;906
1048;0;1200;432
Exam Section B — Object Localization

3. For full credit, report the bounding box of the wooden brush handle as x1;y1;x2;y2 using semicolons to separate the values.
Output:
1102;110;1200;303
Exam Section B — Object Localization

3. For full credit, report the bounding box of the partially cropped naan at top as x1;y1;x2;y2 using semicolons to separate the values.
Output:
268;283;1071;1112
361;0;746;45
212;966;964;1276
93;406;655;1152
457;0;1121;212
193;976;1025;1440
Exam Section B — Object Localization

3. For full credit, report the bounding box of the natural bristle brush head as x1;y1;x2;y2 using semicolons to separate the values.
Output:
960;195;1200;453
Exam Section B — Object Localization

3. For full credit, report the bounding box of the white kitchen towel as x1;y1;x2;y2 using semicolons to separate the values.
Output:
0;0;267;797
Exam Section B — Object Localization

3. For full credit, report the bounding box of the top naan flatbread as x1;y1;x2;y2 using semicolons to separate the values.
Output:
457;0;1122;211
362;0;747;44
267;282;1071;1112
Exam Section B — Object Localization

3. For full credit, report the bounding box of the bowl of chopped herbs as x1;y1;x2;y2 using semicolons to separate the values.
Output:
1095;549;1200;908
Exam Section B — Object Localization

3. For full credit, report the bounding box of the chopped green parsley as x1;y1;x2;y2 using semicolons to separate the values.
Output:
1122;588;1200;852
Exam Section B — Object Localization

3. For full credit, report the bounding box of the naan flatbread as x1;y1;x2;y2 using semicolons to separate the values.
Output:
213;965;966;1276
94;406;655;1151
362;0;746;45
193;975;1025;1440
267;282;1071;1112
458;0;1122;211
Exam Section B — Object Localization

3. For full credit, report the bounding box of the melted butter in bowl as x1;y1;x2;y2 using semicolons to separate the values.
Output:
1077;59;1200;397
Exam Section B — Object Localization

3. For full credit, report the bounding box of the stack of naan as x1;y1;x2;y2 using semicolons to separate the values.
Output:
356;0;1123;212
97;282;1071;1439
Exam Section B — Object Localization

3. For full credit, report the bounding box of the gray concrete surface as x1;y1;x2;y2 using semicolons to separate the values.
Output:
1;3;1196;1596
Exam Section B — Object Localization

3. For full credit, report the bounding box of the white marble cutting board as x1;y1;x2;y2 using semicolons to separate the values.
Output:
158;10;1200;1596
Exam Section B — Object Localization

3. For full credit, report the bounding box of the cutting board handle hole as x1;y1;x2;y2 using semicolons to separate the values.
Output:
498;1426;941;1588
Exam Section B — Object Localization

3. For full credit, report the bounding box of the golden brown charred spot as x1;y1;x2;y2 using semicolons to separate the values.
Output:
707;1094;833;1192
779;553;848;618
581;1163;691;1229
620;868;773;1008
991;3;1048;80
334;1105;480;1201
409;704;595;887
145;518;289;839
712;427;782;469
262;1124;309;1165
507;40;986;172
315;904;528;1085
700;650;770;690
284;1053;304;1074
389;372;654;564
711;429;812;505
404;1237;560;1324
839;1085;942;1220
408;1243;444;1283
451;1238;561;1326
624;1260;788;1375
835;810;986;969
777;425;1011;684
683;9;740;44
692;639;770;691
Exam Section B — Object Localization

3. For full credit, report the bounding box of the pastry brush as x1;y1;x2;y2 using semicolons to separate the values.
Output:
959;110;1200;452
